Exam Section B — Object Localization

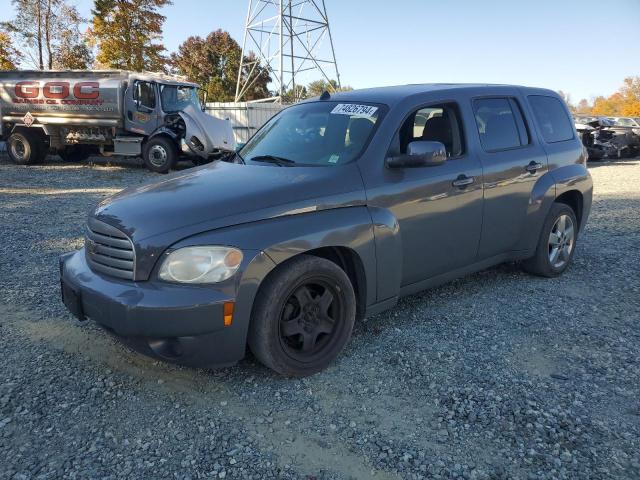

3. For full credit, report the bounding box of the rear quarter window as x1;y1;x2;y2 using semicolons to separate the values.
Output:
528;95;574;143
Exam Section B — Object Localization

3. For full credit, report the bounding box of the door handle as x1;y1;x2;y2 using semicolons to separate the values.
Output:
526;161;544;173
452;175;474;188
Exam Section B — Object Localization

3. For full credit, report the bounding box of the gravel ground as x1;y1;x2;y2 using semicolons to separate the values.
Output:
0;154;639;480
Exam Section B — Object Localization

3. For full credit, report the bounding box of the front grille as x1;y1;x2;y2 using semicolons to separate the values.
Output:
85;218;135;280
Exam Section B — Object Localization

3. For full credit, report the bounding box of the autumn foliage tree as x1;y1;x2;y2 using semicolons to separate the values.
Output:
0;30;21;69
575;77;640;117
90;0;170;72
171;30;271;101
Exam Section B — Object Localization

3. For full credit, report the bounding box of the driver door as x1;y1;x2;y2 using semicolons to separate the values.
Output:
125;80;161;135
363;102;484;287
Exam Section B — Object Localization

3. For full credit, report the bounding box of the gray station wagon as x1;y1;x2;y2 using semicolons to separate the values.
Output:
60;84;593;376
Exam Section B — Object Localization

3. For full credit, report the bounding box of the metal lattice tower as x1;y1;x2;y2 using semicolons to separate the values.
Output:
235;0;341;103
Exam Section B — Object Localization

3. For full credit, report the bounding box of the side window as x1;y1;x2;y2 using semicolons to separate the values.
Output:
473;98;529;152
135;81;156;110
528;95;574;143
398;103;465;158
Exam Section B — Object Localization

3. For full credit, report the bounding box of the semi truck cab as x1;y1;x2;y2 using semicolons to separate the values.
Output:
0;70;235;173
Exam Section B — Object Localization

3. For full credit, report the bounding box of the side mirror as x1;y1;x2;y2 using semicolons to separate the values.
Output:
386;141;447;168
201;90;208;112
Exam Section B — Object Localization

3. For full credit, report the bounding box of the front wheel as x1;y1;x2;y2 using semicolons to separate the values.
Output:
522;203;578;277
143;136;177;173
248;255;356;377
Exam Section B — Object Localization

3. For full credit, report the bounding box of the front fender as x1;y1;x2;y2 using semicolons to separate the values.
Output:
175;206;378;308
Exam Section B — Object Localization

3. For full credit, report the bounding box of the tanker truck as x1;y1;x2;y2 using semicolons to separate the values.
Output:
0;70;235;173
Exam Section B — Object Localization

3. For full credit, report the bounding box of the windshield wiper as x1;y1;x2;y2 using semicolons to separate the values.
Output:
250;155;296;167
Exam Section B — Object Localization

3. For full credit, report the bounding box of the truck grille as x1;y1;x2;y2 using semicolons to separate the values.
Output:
85;218;135;280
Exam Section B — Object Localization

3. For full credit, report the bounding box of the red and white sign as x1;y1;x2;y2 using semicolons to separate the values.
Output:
22;111;35;127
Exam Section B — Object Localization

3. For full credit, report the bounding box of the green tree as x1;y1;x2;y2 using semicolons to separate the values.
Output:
0;30;21;69
306;79;352;98
90;0;170;72
171;30;271;101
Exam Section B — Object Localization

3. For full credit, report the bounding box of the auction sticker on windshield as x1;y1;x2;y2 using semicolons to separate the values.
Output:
331;104;378;117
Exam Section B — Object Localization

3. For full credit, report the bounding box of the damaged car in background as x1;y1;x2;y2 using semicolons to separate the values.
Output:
0;70;235;173
574;115;640;161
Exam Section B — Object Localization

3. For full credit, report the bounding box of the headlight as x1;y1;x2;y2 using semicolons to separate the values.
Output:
158;246;243;283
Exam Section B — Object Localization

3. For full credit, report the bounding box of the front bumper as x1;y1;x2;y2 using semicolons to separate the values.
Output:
59;248;249;367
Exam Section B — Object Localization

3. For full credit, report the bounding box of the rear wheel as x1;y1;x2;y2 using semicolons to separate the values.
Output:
248;255;356;377
522;203;578;277
7;131;45;165
143;136;177;173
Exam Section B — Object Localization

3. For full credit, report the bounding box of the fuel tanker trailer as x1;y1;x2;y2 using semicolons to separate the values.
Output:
0;70;235;173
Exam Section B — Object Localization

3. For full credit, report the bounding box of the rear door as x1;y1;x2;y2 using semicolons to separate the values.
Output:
471;95;548;259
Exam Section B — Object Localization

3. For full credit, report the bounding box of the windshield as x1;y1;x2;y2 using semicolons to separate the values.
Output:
240;101;383;166
160;85;201;113
613;118;635;127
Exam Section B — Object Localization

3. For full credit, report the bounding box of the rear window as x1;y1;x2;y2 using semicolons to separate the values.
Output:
473;98;529;151
528;95;574;143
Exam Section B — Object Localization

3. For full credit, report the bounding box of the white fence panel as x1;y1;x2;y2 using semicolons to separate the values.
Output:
205;102;284;144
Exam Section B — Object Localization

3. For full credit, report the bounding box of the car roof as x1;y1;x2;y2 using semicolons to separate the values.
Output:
308;83;557;106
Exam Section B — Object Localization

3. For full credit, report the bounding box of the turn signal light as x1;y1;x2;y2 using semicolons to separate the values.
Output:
223;302;235;327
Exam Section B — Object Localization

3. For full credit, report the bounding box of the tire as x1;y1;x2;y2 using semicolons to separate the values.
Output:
248;255;356;377
143;136;177;173
6;131;45;165
522;203;578;278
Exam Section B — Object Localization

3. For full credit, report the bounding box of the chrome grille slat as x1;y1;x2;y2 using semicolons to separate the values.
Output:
87;230;132;250
90;253;133;271
92;243;134;260
86;218;135;280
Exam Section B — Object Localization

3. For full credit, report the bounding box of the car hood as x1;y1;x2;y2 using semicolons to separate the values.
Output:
93;160;365;244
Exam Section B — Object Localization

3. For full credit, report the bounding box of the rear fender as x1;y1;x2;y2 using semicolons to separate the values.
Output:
517;170;556;252
550;163;593;232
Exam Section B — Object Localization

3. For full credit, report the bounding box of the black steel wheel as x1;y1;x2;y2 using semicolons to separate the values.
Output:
248;255;356;376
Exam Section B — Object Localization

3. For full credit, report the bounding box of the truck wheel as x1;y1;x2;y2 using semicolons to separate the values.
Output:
7;131;44;165
522;203;578;278
248;255;356;377
143;136;177;173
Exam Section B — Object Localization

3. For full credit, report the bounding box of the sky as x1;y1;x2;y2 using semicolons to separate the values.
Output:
1;0;639;102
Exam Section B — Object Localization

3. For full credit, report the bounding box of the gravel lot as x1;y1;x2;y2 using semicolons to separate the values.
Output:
0;154;639;480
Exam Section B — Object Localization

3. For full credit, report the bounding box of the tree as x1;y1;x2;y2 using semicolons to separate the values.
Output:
576;99;591;114
53;4;93;69
619;77;640;116
90;0;170;72
2;0;85;70
591;93;625;116
557;90;575;112
0;30;21;69
306;79;352;98
171;30;271;101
